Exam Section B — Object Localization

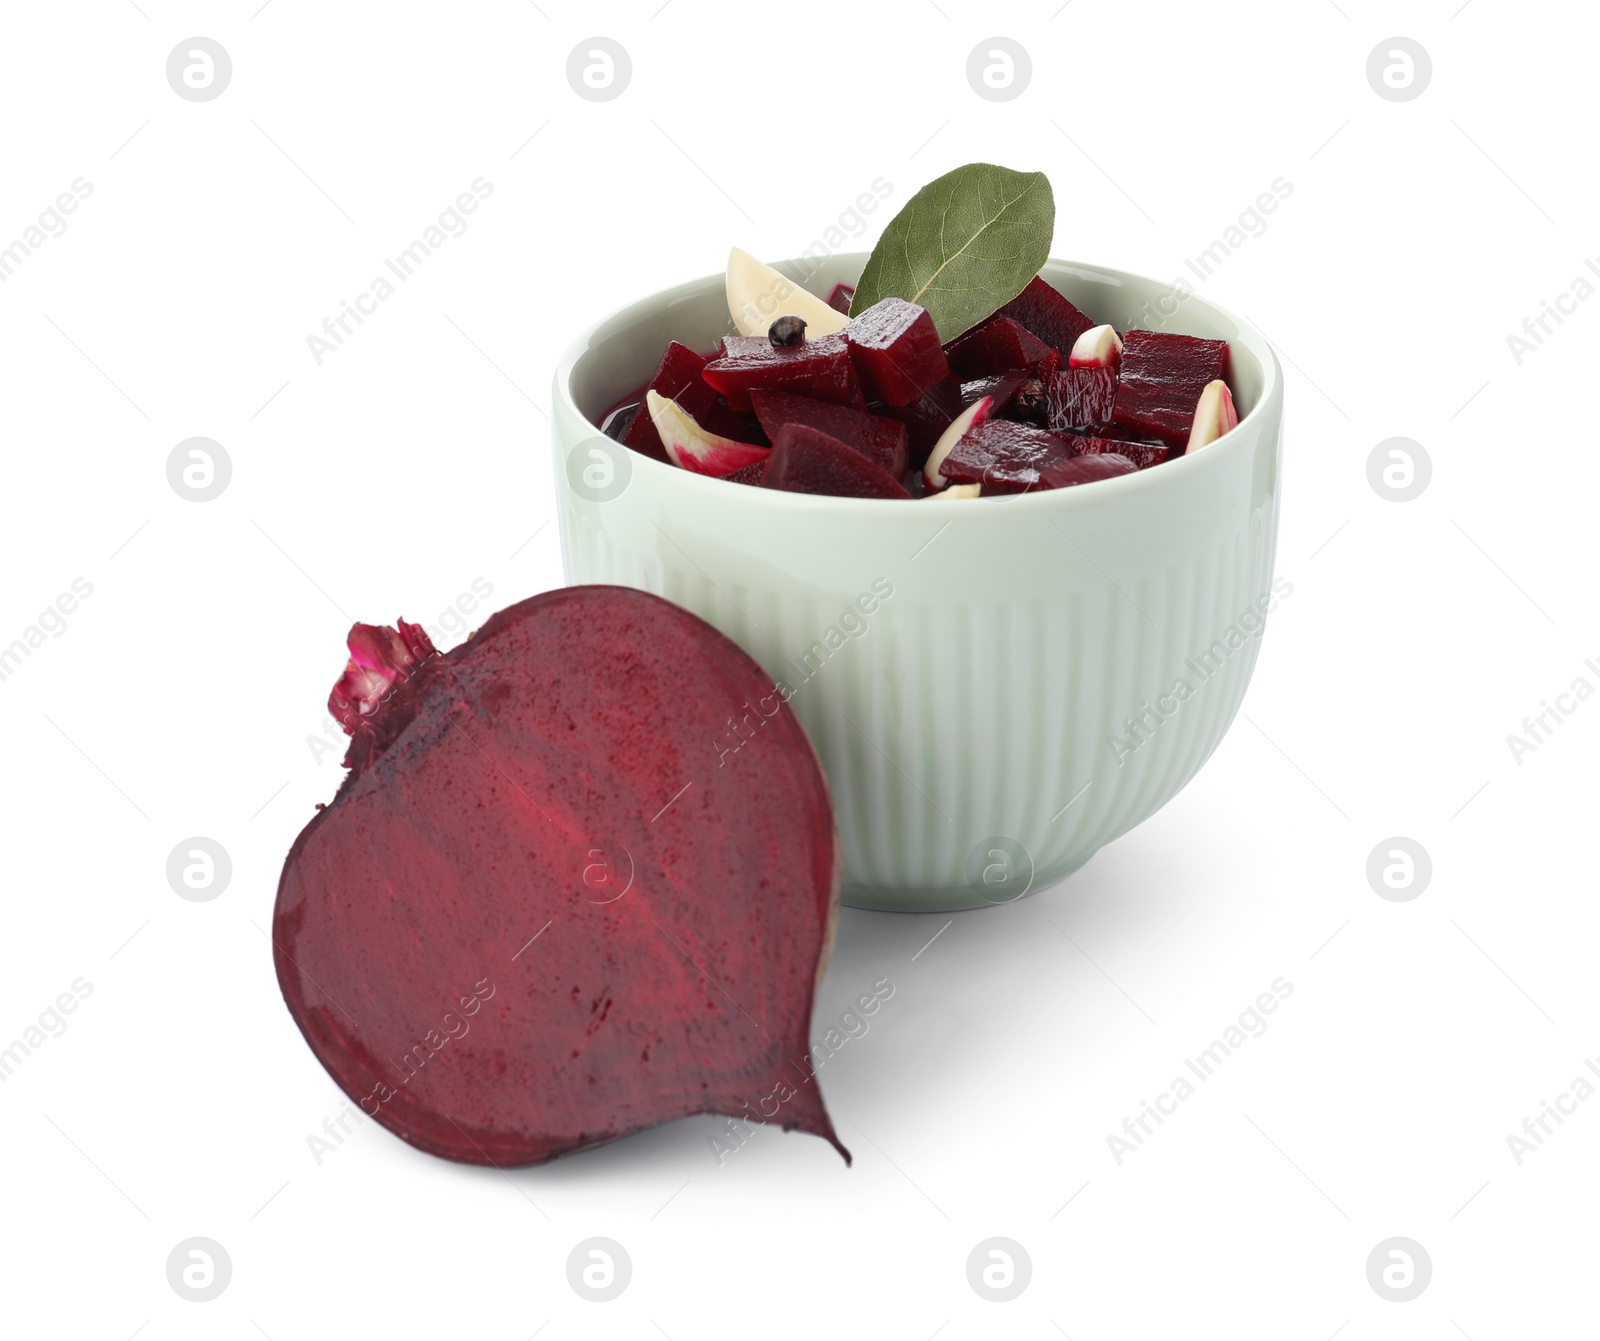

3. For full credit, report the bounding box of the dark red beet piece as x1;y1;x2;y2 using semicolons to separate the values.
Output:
702;333;862;411
1045;367;1119;434
1075;436;1170;470
826;283;855;315
1110;330;1229;447
961;373;1025;407
1038;452;1139;489
620;341;755;461
761;423;911;499
939;419;1076;494
751;390;909;479
275;589;848;1168
878;372;963;467
721;460;769;486
943;315;1053;380
843;296;950;407
996;275;1096;356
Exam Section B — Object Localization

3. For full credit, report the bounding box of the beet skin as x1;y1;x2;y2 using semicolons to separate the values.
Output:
273;586;847;1167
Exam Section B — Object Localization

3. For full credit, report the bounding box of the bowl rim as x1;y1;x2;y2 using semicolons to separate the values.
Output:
552;253;1282;517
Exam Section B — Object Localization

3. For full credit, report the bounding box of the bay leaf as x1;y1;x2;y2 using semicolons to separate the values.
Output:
849;163;1055;342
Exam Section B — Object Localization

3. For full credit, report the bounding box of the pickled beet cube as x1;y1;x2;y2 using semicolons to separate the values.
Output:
1045;367;1118;434
996;276;1096;357
702;333;862;411
1074;436;1169;470
751;390;908;480
844;297;949;406
761;424;911;499
960;372;1027;411
827;283;855;315
621;341;754;461
944;315;1053;379
878;372;963;466
721;460;769;486
1037;452;1139;490
1110;330;1229;447
939;419;1076;494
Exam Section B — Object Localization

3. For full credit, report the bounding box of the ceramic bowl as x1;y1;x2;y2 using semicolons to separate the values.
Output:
552;254;1283;911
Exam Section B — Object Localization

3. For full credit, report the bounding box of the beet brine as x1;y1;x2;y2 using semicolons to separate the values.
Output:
593;163;1241;500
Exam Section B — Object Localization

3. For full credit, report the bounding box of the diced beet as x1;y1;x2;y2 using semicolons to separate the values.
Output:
1074;436;1169;470
599;401;640;442
761;423;911;499
1037;452;1139;489
721;460;769;486
939;419;1076;494
751;390;908;480
944;315;1053;380
960;372;1027;411
702;333;862;411
844;297;949;407
826;283;855;315
878;372;963;467
276;591;848;1168
1046;367;1119;434
996;275;1096;357
1110;330;1229;447
621;341;755;461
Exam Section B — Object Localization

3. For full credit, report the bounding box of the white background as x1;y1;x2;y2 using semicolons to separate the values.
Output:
1;1;1594;1337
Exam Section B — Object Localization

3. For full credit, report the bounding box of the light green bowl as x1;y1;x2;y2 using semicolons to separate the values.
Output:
552;255;1283;911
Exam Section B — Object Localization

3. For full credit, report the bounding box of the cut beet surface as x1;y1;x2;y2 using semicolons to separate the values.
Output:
721;460;769;486
878;372;963;467
1110;330;1229;447
944;315;1053;381
939;418;1076;494
761;423;911;499
844;296;949;407
1046;367;1119;434
751;390;909;480
826;283;855;315
1037;452;1139;489
702;333;862;411
275;589;848;1168
1075;436;1169;470
996;275;1096;357
621;341;755;462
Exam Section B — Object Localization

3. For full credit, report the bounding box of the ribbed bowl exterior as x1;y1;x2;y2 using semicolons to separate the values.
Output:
553;257;1283;910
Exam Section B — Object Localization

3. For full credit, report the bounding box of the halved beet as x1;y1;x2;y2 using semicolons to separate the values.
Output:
751;390;909;479
944;315;1053;380
621;341;754;461
273;589;848;1167
1110;330;1229;446
826;283;855;315
1037;451;1139;489
844;296;949;407
1075;436;1169;470
702;333;862;410
761;423;911;499
1045;366;1119;434
996;275;1096;357
939;418;1075;494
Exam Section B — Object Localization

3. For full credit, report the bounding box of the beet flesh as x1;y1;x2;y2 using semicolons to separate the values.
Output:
761;423;912;499
274;586;848;1167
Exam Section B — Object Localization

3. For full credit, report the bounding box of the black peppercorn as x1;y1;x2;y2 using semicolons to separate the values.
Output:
768;315;807;347
1011;377;1048;425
